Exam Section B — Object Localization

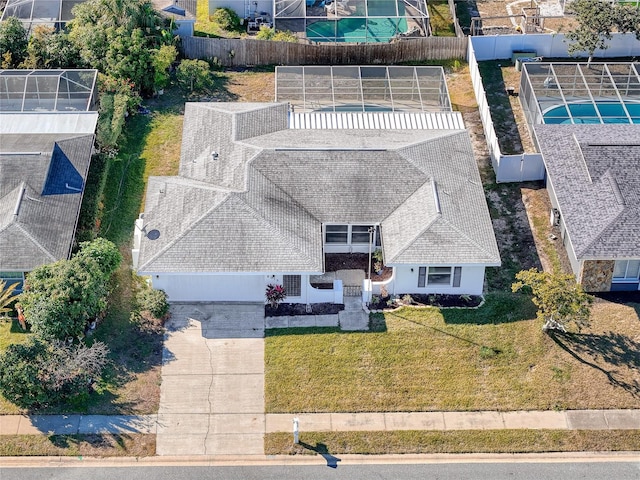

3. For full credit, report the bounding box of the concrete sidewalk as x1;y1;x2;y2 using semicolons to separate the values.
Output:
2;409;640;436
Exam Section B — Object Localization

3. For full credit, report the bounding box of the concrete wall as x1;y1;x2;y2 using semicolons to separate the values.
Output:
470;33;640;61
579;260;614;292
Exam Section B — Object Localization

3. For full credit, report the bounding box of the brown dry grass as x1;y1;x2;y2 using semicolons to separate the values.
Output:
470;0;578;34
0;434;155;457
224;70;276;102
266;430;640;455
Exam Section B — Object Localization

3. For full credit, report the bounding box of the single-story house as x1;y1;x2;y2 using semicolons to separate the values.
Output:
133;102;500;304
0;69;98;292
534;124;640;292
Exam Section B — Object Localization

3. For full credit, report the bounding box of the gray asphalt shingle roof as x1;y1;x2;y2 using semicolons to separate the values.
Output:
137;103;500;273
535;124;640;260
0;134;93;271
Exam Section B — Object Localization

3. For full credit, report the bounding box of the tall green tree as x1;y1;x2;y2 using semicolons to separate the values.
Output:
19;238;121;341
567;0;640;63
69;0;173;94
0;17;28;68
512;268;594;333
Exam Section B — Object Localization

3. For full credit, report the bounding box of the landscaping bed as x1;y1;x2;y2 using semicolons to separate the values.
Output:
369;294;483;311
265;303;344;317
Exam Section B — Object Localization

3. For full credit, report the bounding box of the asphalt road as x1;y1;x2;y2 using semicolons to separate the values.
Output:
2;461;640;480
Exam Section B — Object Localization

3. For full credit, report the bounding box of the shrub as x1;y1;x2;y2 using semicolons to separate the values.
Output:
0;337;109;408
176;59;212;93
265;284;286;308
137;288;169;319
212;7;241;31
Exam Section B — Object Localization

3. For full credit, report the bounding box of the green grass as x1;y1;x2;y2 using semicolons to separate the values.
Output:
427;0;456;36
266;293;640;413
0;434;155;456
266;430;640;455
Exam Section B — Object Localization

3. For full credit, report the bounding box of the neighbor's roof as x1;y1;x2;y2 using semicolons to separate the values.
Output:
535;124;640;260
137;103;500;273
0;133;94;270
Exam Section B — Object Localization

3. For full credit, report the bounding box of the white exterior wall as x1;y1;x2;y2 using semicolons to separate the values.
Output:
150;273;265;302
209;0;271;17
390;265;486;296
546;175;581;277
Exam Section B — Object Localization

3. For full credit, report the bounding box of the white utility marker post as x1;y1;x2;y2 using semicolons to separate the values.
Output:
293;417;300;444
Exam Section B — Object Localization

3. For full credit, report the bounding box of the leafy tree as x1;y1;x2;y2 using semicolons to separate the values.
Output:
69;0;173;94
0;17;28;68
96;74;140;149
74;237;122;281
567;0;640;63
512;268;594;333
0;279;20;316
152;44;178;91
20;238;121;341
176;59;212;93
22;25;55;68
137;286;170;319
212;7;241;31
256;26;297;43
0;337;108;408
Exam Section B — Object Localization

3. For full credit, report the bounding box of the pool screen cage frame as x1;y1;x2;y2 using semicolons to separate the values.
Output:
273;0;429;43
0;69;98;113
0;0;86;33
276;65;452;113
520;62;640;126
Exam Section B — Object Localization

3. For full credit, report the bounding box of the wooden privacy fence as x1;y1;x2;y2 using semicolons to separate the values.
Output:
181;36;468;66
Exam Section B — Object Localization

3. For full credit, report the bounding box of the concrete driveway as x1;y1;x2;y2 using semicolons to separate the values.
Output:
157;303;265;456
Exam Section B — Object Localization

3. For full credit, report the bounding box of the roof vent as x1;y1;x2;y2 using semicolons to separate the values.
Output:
211;151;219;160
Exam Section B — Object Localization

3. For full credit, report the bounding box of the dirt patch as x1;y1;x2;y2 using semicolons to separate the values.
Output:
325;253;393;282
266;303;344;317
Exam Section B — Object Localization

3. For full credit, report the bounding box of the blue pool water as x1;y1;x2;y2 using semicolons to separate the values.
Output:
543;101;640;124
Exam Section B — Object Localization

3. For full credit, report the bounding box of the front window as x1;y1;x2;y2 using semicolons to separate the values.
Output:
283;275;301;296
325;225;348;243
417;266;462;287
428;267;452;285
324;224;380;245
613;260;640;280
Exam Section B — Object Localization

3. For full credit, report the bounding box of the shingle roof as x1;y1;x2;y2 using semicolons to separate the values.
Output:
534;124;640;260
0;134;93;271
137;103;500;273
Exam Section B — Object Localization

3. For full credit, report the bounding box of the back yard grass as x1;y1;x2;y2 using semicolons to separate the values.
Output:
266;294;640;413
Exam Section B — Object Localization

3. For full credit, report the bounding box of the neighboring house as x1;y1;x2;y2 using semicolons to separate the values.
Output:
133;102;500;304
209;0;429;42
152;0;196;38
0;69;98;292
534;124;640;292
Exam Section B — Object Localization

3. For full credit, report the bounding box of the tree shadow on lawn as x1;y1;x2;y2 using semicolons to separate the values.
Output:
549;331;640;399
441;293;537;325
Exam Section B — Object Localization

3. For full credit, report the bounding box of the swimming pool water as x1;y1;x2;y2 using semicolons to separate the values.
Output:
543;101;640;124
306;17;409;43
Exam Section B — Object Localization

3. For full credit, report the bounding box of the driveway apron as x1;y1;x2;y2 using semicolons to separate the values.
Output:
157;303;265;456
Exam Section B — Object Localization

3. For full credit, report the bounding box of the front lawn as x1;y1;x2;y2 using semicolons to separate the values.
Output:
265;293;640;413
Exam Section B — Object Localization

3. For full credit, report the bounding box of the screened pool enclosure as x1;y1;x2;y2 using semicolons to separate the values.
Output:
520;62;640;126
276;65;451;113
273;0;429;42
0;0;86;32
0;70;98;112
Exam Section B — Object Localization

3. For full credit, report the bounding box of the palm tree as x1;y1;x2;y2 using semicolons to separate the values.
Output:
0;280;20;316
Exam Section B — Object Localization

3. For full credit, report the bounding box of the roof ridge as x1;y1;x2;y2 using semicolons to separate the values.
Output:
395;130;467;170
4;222;57;263
138;188;232;271
237;170;320;268
575;207;628;258
441;216;500;262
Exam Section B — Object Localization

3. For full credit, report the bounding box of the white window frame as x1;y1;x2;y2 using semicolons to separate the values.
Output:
323;224;380;247
613;260;640;282
417;266;462;287
283;275;301;297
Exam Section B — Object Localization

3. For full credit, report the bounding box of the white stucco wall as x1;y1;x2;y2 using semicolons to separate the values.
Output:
209;0;271;17
390;265;486;296
150;273;265;302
